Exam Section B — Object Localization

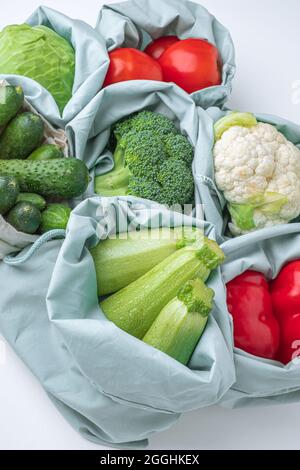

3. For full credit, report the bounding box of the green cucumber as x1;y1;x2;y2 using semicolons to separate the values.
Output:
16;193;46;211
6;202;41;234
0;175;19;215
40;204;71;233
28;144;64;161
0;112;44;159
0;84;24;127
0;158;90;199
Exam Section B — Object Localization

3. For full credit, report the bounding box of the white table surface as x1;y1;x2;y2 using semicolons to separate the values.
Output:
1;0;300;451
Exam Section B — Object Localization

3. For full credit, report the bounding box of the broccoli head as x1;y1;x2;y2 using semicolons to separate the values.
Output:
157;160;195;206
95;110;195;207
124;131;166;179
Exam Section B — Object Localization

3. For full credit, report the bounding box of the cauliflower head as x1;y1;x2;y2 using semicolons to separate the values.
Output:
213;120;300;235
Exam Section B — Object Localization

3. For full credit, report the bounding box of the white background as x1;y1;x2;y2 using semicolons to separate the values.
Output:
1;0;300;451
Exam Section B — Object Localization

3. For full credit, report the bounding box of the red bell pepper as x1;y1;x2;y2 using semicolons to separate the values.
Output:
270;261;300;365
226;271;280;360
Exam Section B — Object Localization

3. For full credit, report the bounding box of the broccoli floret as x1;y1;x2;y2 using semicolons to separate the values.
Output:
163;134;194;165
127;177;163;203
157;160;195;206
113;116;135;140
124;131;165;179
130;110;179;136
95;110;195;206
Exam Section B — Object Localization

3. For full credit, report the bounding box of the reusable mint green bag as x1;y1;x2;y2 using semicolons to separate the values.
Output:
66;80;207;209
0;6;109;128
220;224;300;408
194;107;300;240
0;196;235;448
95;0;235;109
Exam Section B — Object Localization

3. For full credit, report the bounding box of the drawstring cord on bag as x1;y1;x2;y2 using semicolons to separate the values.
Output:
3;229;66;266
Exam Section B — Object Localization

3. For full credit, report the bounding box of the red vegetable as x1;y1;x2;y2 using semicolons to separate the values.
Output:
158;38;222;94
103;48;163;87
270;261;300;322
276;314;300;365
226;271;280;360
144;36;179;60
270;261;300;364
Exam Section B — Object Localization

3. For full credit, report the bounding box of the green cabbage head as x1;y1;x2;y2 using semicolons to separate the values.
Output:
0;24;75;113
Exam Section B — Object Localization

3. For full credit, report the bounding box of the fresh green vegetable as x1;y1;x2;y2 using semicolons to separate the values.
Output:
16;193;46;211
214;112;258;141
0;112;44;160
0;84;24;127
28;144;64;161
213;113;300;235
228;193;289;232
0;24;75;113
0;175;19;215
7;201;41;234
91;226;204;296
40;204;71;233
95;111;195;206
0;158;90;199
101;237;224;339
143;278;214;365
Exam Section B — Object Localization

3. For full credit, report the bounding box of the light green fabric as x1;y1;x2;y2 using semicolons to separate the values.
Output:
220;224;300;408
95;0;235;109
0;196;235;447
0;6;109;128
195;107;300;240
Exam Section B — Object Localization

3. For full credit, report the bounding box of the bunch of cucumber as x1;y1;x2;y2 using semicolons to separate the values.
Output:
0;83;90;234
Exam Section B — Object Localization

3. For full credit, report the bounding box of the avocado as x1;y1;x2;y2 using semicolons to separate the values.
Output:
28;144;64;161
0;112;44;160
16;193;46;211
6;202;41;234
0;85;24;127
0;175;19;215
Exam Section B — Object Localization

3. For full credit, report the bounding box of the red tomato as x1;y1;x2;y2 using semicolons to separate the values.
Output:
103;48;163;87
144;36;180;60
276;314;300;365
158;38;222;94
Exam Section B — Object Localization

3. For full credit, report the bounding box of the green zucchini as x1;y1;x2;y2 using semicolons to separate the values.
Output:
0;175;19;215
0;84;24;127
0;158;90;199
143;278;214;365
101;238;224;339
91;227;204;296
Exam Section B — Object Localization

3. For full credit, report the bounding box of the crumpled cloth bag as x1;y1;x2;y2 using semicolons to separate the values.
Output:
66;79;213;216
95;0;235;109
0;196;235;448
0;6;109;128
220;224;300;408
194;107;300;240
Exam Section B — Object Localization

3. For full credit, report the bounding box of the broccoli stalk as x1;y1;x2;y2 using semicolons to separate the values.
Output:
143;278;214;365
94;137;130;196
